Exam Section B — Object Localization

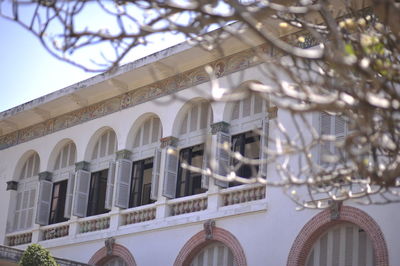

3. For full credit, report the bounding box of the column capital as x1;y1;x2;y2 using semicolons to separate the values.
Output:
211;121;230;135
160;136;178;148
75;161;90;171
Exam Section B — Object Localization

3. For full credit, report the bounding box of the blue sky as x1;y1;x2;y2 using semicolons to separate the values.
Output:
0;8;185;113
0;17;95;112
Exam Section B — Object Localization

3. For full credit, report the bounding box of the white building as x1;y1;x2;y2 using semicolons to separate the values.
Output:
0;17;398;266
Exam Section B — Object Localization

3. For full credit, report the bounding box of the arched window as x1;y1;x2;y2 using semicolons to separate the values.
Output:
180;101;212;135
39;141;77;225
73;129;117;218
13;152;40;231
133;116;162;148
223;93;268;186
54;141;76;171
190;242;236;266
92;130;117;160
163;100;212;199
20;152;40;180
124;116;162;208
306;223;374;266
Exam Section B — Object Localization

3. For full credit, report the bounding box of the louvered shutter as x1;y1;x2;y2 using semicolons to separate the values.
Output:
72;170;91;217
162;147;178;198
201;149;210;189
151;149;162;200
259;118;269;178
105;162;116;210
64;172;75;218
35;180;53;225
115;159;133;208
214;132;231;188
334;116;346;156
319;112;332;164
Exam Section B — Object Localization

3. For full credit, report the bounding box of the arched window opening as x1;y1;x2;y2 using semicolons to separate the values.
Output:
73;130;117;218
180;101;212;135
163;100;212;199
20;153;40;180
190;242;236;266
222;93;268;187
92;130;117;160
13;152;40;232
133;116;162;148
54;141;76;171
306;223;374;266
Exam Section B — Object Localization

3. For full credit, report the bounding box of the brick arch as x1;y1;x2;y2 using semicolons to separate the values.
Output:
174;227;247;266
287;206;389;266
88;243;136;266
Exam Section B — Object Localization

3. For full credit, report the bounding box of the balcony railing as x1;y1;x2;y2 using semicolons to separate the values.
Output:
78;215;110;234
6;184;266;247
221;184;266;206
41;223;69;241
7;231;32;247
168;194;208;216
122;206;156;226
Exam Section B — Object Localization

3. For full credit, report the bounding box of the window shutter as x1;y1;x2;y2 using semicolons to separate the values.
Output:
259;118;269;178
151;148;162;201
214;131;231;188
64;172;75;219
72;170;91;217
35;180;53;226
115;159;133;209
319;112;332;164
105;162;116;210
162;147;178;198
334;116;346;156
201;149;210;189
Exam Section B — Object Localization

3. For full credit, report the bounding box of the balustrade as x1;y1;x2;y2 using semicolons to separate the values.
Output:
79;217;110;234
7;232;32;246
122;207;156;225
222;185;266;206
169;197;208;216
42;224;69;241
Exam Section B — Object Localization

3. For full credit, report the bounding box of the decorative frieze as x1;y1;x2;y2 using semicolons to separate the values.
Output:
0;42;273;151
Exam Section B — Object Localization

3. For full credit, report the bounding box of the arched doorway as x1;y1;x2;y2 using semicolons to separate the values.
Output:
287;206;388;266
190;242;236;266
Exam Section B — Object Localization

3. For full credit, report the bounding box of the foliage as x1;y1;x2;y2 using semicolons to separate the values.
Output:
19;244;58;266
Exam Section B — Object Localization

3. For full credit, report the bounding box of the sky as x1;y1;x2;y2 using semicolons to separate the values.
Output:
0;5;186;113
0;17;96;112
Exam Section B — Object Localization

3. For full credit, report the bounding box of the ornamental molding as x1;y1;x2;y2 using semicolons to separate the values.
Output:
0;33;317;151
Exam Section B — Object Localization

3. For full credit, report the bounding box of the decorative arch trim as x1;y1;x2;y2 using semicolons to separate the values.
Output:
174;227;247;266
88;243;137;266
287;206;389;266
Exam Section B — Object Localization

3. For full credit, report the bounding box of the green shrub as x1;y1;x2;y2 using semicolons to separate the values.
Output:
19;244;58;266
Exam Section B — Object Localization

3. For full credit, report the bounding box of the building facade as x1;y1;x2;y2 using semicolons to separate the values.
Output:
0;22;398;266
